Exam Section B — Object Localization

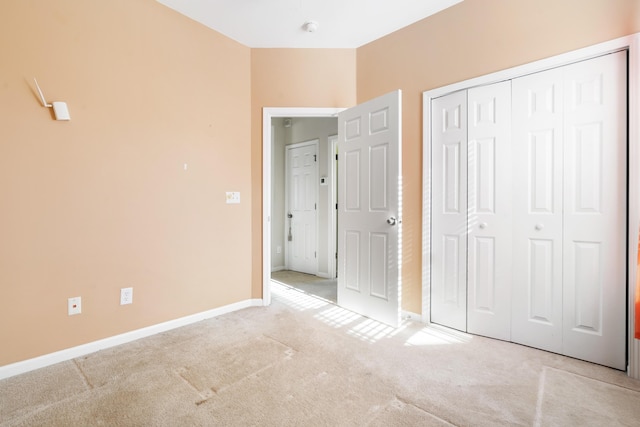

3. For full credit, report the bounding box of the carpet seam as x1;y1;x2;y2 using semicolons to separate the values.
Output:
72;359;94;390
394;395;458;426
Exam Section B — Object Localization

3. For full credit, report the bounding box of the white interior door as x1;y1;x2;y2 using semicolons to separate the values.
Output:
431;90;468;331
511;66;565;354
337;90;402;327
511;52;627;369
466;81;512;340
431;83;512;338
286;141;318;275
561;52;627;370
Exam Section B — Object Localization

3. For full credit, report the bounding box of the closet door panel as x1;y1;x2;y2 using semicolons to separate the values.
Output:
511;68;564;353
467;81;512;340
431;91;468;331
562;51;627;370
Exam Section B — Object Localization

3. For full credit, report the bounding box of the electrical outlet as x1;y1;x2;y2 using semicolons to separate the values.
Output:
68;297;81;316
120;287;133;305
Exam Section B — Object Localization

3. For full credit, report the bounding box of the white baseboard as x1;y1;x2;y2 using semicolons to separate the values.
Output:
0;298;264;381
402;310;422;323
271;266;286;272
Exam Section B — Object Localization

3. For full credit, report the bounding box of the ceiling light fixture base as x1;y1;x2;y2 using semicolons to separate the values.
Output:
302;21;319;33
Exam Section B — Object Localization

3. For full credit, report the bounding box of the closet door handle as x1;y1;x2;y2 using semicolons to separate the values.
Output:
535;223;544;231
479;222;487;229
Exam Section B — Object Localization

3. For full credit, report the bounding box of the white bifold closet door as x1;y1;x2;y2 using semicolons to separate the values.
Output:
431;81;512;338
431;90;468;332
431;51;627;370
431;81;512;340
511;51;627;370
466;82;512;341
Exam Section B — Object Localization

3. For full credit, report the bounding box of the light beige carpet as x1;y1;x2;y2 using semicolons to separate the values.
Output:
272;270;337;303
2;282;640;426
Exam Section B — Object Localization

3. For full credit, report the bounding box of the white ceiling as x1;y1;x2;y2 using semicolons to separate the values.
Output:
156;0;463;48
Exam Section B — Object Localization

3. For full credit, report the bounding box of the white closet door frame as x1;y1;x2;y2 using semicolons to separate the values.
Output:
422;33;640;378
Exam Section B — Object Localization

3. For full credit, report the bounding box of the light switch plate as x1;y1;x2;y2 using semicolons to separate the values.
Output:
226;192;240;204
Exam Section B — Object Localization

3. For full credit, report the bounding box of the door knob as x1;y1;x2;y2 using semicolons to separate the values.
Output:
479;222;487;229
535;223;544;231
387;217;397;226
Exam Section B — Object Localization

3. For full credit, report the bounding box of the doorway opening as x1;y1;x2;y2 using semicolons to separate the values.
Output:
262;108;343;306
263;91;403;327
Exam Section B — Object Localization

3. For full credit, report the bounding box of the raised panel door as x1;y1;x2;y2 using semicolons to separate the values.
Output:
467;81;512;341
511;67;564;353
562;51;627;370
431;90;468;331
338;90;402;327
287;142;318;275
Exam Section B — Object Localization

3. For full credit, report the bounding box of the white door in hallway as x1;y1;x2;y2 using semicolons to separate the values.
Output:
286;141;318;275
337;90;402;327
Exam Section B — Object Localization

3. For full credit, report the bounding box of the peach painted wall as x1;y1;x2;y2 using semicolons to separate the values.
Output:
0;1;251;365
357;0;640;314
250;49;357;298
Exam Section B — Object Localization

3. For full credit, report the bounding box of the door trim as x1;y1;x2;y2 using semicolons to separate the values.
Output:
422;33;640;377
328;134;338;279
262;108;344;306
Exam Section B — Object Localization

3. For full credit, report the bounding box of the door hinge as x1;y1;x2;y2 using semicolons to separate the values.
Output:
315;203;317;210
314;154;317;162
315;251;317;258
335;154;338;160
335;203;338;210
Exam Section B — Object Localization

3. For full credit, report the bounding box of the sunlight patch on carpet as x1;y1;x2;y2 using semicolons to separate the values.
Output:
273;280;412;343
271;281;329;311
314;305;361;328
404;324;473;347
347;318;405;343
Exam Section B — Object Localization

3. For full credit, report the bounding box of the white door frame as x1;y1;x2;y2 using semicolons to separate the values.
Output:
328;134;338;279
262;108;344;306
422;33;640;377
